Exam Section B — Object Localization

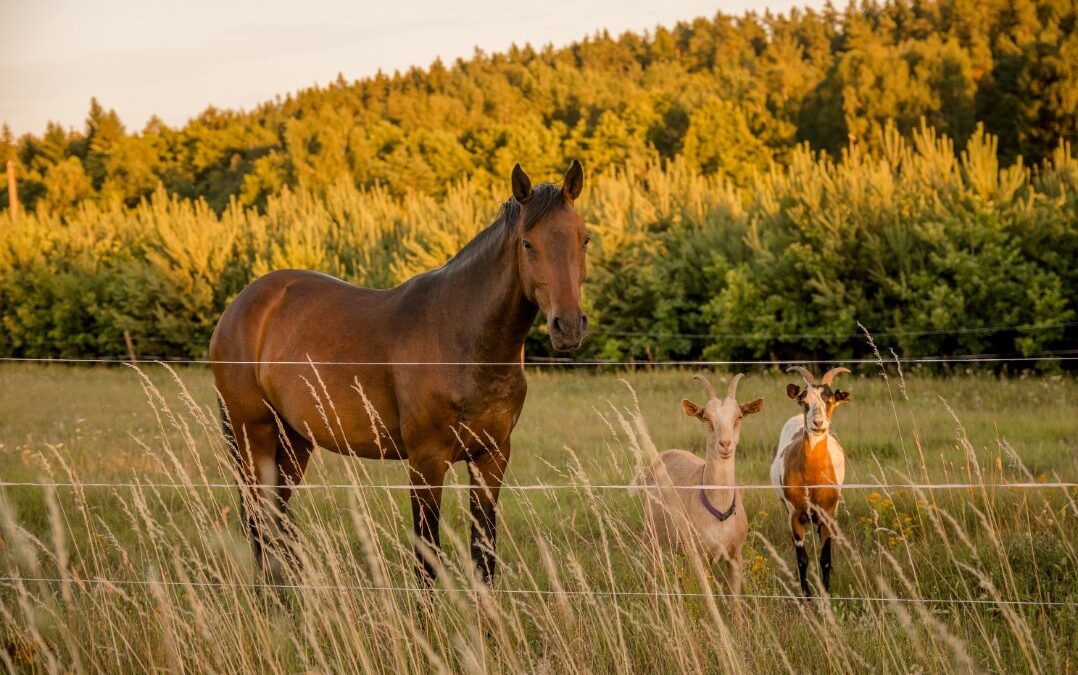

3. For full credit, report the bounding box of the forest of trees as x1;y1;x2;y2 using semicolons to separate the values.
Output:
1;0;1075;364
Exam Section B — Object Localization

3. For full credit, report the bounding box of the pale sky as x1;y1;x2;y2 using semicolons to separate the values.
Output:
1;1;825;136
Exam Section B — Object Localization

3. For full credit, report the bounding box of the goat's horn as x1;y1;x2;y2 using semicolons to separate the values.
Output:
692;374;717;399
785;365;815;386
726;373;744;400
820;366;851;386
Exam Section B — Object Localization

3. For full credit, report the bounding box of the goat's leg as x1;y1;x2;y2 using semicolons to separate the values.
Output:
642;524;664;614
726;553;743;597
818;511;837;594
790;512;811;597
725;551;746;624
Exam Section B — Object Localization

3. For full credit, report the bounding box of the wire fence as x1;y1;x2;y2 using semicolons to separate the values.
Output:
2;318;1074;367
0;575;1072;608
7;320;1077;346
591;320;1078;341
2;478;1073;610
0;354;1074;366
2;325;1073;615
2;317;1069;364
2;469;1073;610
0;480;1075;492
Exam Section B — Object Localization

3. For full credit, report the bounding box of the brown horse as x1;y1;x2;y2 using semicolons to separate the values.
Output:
210;161;589;585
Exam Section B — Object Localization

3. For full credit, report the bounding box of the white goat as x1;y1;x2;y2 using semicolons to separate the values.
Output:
637;373;764;594
770;365;851;597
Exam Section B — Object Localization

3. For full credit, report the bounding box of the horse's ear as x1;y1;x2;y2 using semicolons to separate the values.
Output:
512;163;533;203
562;159;583;201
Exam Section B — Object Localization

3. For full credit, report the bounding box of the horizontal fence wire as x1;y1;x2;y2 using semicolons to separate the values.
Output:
592;320;1078;341
0;354;1075;366
0;576;1072;608
7;320;1078;346
1;481;1074;491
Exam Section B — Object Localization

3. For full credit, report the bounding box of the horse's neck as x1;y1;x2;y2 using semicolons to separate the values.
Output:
440;226;536;362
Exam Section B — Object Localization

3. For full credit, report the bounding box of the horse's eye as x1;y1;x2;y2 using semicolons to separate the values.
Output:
522;240;533;251
583;235;591;247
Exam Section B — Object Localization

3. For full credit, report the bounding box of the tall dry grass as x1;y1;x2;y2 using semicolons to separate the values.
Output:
1;363;1075;673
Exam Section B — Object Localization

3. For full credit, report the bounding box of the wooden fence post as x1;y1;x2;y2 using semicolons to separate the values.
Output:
124;330;138;364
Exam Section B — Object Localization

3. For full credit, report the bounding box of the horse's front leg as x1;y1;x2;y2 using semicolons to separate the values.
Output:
408;455;448;586
468;441;509;585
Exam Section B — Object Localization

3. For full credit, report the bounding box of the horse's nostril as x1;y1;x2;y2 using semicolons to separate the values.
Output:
580;314;589;332
552;317;563;334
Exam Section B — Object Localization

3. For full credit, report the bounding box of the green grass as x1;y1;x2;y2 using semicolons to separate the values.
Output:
1;364;1076;673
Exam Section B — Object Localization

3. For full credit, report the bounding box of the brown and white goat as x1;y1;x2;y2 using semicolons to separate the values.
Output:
638;373;764;595
770;366;851;597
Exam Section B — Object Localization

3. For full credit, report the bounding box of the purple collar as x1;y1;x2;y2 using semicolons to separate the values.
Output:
699;483;736;521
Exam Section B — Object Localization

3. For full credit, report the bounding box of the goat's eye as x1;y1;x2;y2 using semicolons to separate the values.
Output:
522;239;533;251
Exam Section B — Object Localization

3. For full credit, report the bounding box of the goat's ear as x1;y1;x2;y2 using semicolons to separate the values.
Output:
786;384;801;400
741;398;764;416
512;163;533;203
681;399;704;419
833;390;851;405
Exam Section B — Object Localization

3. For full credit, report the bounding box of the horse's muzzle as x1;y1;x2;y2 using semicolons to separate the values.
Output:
549;311;588;352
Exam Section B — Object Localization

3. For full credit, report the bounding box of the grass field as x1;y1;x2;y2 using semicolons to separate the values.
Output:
1;363;1076;673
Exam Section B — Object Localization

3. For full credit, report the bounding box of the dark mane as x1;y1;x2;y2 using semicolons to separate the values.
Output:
497;182;569;232
444;182;568;268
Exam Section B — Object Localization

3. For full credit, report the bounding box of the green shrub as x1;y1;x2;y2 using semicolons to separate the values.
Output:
1;127;1073;363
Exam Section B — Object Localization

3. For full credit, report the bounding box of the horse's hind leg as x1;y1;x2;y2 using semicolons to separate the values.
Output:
228;415;280;574
219;397;267;564
273;423;314;564
222;403;311;583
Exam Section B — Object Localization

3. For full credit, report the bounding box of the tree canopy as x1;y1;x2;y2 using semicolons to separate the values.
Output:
2;0;1074;214
0;0;1075;365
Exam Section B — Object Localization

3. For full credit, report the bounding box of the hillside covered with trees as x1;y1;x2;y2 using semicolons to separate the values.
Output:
1;0;1075;363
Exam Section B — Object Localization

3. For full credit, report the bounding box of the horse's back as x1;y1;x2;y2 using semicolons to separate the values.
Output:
211;269;407;361
210;269;407;455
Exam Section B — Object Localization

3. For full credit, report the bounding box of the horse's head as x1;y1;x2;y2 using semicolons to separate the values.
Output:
510;161;589;352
